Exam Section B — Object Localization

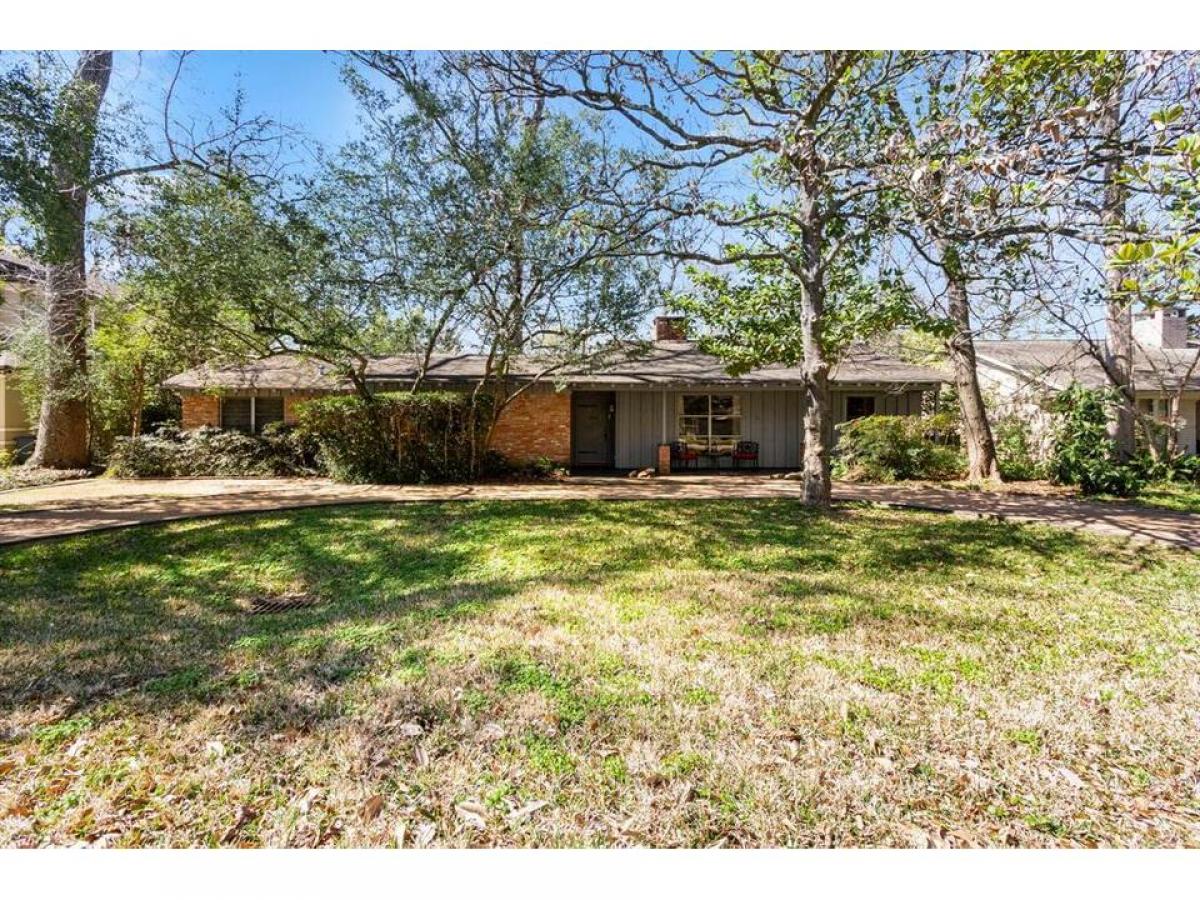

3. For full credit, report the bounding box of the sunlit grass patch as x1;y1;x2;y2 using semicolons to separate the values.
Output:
2;499;1198;847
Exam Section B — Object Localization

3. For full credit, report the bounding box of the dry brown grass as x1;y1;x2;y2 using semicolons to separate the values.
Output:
1;500;1198;847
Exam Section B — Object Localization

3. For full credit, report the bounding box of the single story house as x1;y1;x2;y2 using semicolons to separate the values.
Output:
164;317;945;471
975;309;1200;456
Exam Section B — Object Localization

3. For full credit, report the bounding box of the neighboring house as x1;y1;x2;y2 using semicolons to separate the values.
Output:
163;317;945;471
0;250;39;452
975;309;1200;456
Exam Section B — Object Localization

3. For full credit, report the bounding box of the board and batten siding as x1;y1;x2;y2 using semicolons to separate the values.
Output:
614;387;930;470
614;389;803;469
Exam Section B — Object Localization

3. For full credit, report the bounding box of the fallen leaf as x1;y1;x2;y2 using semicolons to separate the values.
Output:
394;821;407;848
361;794;384;823
1057;766;1085;789
456;801;487;829
414;820;436;848
206;740;227;760
398;721;424;738
65;736;88;758
477;722;506;743
220;805;257;844
297;787;323;814
506;800;548;823
413;746;429;768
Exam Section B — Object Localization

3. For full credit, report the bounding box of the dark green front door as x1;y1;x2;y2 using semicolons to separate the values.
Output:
571;391;615;468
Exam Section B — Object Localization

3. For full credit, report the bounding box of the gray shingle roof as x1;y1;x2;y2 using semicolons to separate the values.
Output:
974;340;1200;392
163;342;946;393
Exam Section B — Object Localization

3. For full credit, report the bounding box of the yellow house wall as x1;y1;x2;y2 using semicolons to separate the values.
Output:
1;371;33;449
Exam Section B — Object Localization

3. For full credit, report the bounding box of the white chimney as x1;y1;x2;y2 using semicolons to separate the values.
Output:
1133;308;1189;349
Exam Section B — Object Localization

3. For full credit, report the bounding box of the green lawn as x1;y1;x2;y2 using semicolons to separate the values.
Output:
2;501;1198;847
1124;481;1200;514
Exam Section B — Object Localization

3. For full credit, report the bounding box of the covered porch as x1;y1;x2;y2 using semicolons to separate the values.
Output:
568;384;934;472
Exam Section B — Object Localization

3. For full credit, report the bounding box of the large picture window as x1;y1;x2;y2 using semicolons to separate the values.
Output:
678;394;741;452
221;396;285;434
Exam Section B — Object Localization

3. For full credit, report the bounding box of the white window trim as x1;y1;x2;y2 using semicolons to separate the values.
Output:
677;393;742;452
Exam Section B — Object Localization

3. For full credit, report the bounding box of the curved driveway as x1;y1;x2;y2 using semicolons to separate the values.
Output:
1;475;1197;550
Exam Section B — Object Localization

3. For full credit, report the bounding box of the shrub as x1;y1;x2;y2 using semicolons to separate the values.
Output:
834;413;965;483
993;415;1043;482
107;423;319;478
1047;384;1145;497
295;391;493;484
0;448;14;469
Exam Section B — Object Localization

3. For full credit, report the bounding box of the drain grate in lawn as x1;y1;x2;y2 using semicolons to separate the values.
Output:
238;592;322;615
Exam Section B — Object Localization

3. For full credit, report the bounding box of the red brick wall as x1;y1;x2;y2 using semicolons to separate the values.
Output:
488;387;571;465
179;387;573;467
180;394;220;429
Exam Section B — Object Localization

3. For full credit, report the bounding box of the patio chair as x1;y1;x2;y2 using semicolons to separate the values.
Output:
731;440;759;470
670;441;700;470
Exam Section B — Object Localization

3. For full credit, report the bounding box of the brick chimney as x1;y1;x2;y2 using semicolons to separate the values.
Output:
654;315;687;342
1133;308;1189;349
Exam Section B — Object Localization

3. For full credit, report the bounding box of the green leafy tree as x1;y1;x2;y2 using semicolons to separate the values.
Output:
977;51;1200;461
0;51;279;467
346;53;667;463
111;171;417;398
481;51;926;504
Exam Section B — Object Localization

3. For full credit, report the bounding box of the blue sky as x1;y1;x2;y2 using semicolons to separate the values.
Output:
115;51;364;165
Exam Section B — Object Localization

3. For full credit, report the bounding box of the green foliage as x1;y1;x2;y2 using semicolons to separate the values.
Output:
0;448;14;469
106;423;319;479
296;391;492;484
111;172;397;372
992;415;1044;482
88;293;191;449
1048;385;1146;497
672;258;945;373
834;414;965;483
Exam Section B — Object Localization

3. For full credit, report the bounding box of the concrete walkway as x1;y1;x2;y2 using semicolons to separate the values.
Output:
1;475;1197;550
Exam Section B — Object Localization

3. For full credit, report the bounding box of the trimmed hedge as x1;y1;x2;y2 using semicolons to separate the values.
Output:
295;391;493;484
107;423;320;478
834;413;965;483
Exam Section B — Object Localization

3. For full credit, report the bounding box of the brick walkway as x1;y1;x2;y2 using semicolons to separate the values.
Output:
1;475;1197;549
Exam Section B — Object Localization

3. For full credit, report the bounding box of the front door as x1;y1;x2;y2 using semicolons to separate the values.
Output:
571;391;615;468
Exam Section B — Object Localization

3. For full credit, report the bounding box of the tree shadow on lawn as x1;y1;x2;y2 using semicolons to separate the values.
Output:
0;499;1162;729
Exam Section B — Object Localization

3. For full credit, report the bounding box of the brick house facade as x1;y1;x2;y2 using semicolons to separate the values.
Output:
486;386;571;465
178;386;573;466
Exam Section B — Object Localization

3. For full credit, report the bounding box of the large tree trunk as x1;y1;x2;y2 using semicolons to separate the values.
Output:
1099;56;1136;462
28;51;112;470
939;243;1001;482
798;200;832;507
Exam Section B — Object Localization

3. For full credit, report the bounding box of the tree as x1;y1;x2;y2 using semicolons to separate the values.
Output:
112;170;414;398
1;51;111;467
0;51;278;467
347;52;668;462
874;51;1016;482
478;51;924;504
977;51;1200;461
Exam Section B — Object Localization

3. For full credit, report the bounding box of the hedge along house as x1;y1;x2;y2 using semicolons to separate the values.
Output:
163;317;945;472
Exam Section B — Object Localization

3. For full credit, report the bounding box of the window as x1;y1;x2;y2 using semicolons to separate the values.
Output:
846;395;876;420
254;397;284;432
221;396;285;434
221;397;252;433
678;394;741;452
